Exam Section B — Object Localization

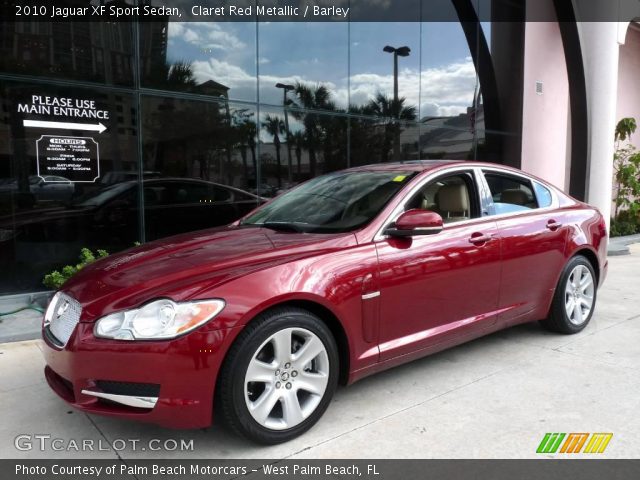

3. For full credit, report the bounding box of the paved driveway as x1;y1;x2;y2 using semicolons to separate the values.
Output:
1;247;639;459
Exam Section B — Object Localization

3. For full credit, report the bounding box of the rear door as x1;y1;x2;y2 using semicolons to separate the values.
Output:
480;169;568;324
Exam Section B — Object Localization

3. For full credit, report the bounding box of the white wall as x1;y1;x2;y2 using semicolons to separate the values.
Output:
617;25;640;132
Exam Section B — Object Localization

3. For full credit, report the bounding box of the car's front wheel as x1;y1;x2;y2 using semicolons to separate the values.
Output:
540;254;597;334
216;307;339;444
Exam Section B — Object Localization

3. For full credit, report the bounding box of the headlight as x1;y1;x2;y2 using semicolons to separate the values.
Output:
94;299;225;340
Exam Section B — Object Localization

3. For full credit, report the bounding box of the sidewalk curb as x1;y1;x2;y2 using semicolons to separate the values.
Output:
607;234;640;256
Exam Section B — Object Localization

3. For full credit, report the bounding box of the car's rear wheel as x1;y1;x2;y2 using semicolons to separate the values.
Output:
216;307;338;444
540;255;597;334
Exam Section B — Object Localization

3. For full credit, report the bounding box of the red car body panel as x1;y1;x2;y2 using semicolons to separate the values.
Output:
41;161;608;429
375;219;502;361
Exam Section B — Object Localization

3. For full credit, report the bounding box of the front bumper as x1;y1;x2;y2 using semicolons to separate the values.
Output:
42;321;241;429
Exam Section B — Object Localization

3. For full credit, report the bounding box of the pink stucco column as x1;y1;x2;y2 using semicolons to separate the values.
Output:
521;20;569;192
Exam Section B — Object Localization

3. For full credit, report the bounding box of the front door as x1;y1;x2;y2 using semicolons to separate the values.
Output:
374;170;502;361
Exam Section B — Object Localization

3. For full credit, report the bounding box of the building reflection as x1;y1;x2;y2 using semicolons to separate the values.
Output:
0;1;525;295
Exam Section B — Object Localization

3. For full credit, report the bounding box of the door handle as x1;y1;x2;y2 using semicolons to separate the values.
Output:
546;220;562;231
468;233;492;244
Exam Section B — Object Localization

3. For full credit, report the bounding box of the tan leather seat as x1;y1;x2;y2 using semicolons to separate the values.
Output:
501;189;528;206
420;182;441;211
437;184;469;223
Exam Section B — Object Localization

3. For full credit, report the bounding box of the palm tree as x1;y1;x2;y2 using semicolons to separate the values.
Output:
166;61;197;87
290;83;336;177
146;60;197;90
364;93;417;163
319;114;348;173
364;92;416;120
231;109;257;184
262;114;286;188
290;130;305;178
346;104;377;167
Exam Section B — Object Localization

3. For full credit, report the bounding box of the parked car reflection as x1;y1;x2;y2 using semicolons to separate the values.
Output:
0;175;76;203
99;171;162;186
0;178;265;265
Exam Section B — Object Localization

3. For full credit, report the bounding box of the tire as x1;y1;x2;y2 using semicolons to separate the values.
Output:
540;255;597;334
216;307;339;444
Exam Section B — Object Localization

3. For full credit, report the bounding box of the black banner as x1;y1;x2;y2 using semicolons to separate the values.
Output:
3;460;640;480
2;0;640;22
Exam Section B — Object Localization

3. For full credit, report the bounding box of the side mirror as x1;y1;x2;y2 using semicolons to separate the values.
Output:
384;209;444;237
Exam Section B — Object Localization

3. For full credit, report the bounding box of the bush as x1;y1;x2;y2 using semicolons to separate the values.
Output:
43;248;109;290
610;219;638;237
613;118;640;220
610;209;640;237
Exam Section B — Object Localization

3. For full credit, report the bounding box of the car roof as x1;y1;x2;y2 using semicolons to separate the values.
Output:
343;160;465;173
342;160;546;181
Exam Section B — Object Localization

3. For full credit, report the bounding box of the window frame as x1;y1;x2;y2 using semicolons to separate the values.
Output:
404;170;482;222
532;180;554;209
374;166;486;241
478;168;559;219
373;166;561;242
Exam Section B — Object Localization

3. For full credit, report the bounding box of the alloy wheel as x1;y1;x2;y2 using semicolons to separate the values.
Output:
244;327;329;430
564;264;595;325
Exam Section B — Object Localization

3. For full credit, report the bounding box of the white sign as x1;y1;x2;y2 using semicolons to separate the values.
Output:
18;95;110;122
24;119;107;134
36;135;100;183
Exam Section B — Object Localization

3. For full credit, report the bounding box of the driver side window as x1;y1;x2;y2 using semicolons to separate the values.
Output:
405;172;479;224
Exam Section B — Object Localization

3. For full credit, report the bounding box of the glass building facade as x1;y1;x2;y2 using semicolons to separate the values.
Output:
0;1;525;295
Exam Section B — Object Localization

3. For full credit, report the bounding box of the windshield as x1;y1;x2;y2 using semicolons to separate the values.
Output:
241;170;416;233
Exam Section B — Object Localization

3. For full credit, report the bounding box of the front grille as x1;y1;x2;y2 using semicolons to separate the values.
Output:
96;380;160;398
44;292;82;347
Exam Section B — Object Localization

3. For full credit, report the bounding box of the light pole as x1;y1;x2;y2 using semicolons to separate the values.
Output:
383;45;410;161
220;94;233;184
276;82;295;183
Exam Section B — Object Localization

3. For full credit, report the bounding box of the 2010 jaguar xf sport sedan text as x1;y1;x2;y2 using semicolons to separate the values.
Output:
42;161;607;444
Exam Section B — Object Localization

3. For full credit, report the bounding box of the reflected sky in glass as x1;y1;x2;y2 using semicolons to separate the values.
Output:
163;20;491;119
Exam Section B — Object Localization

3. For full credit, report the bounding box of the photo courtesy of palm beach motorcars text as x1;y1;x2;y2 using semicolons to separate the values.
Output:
1;0;640;479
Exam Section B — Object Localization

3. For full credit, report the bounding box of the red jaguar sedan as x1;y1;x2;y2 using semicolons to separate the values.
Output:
42;161;608;444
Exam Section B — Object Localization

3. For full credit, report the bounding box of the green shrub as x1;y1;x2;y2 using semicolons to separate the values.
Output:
610;208;640;237
43;248;109;290
613;118;640;220
610;219;638;237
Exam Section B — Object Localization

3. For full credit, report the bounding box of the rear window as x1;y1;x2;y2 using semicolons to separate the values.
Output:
533;181;553;208
483;172;537;215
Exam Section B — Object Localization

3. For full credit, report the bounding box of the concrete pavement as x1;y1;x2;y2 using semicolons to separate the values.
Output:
608;233;640;256
0;291;49;343
1;246;639;459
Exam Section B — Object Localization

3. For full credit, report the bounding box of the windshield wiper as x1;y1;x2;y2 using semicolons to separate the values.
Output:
260;221;306;232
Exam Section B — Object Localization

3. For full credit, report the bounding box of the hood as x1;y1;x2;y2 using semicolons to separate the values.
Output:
62;226;355;321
